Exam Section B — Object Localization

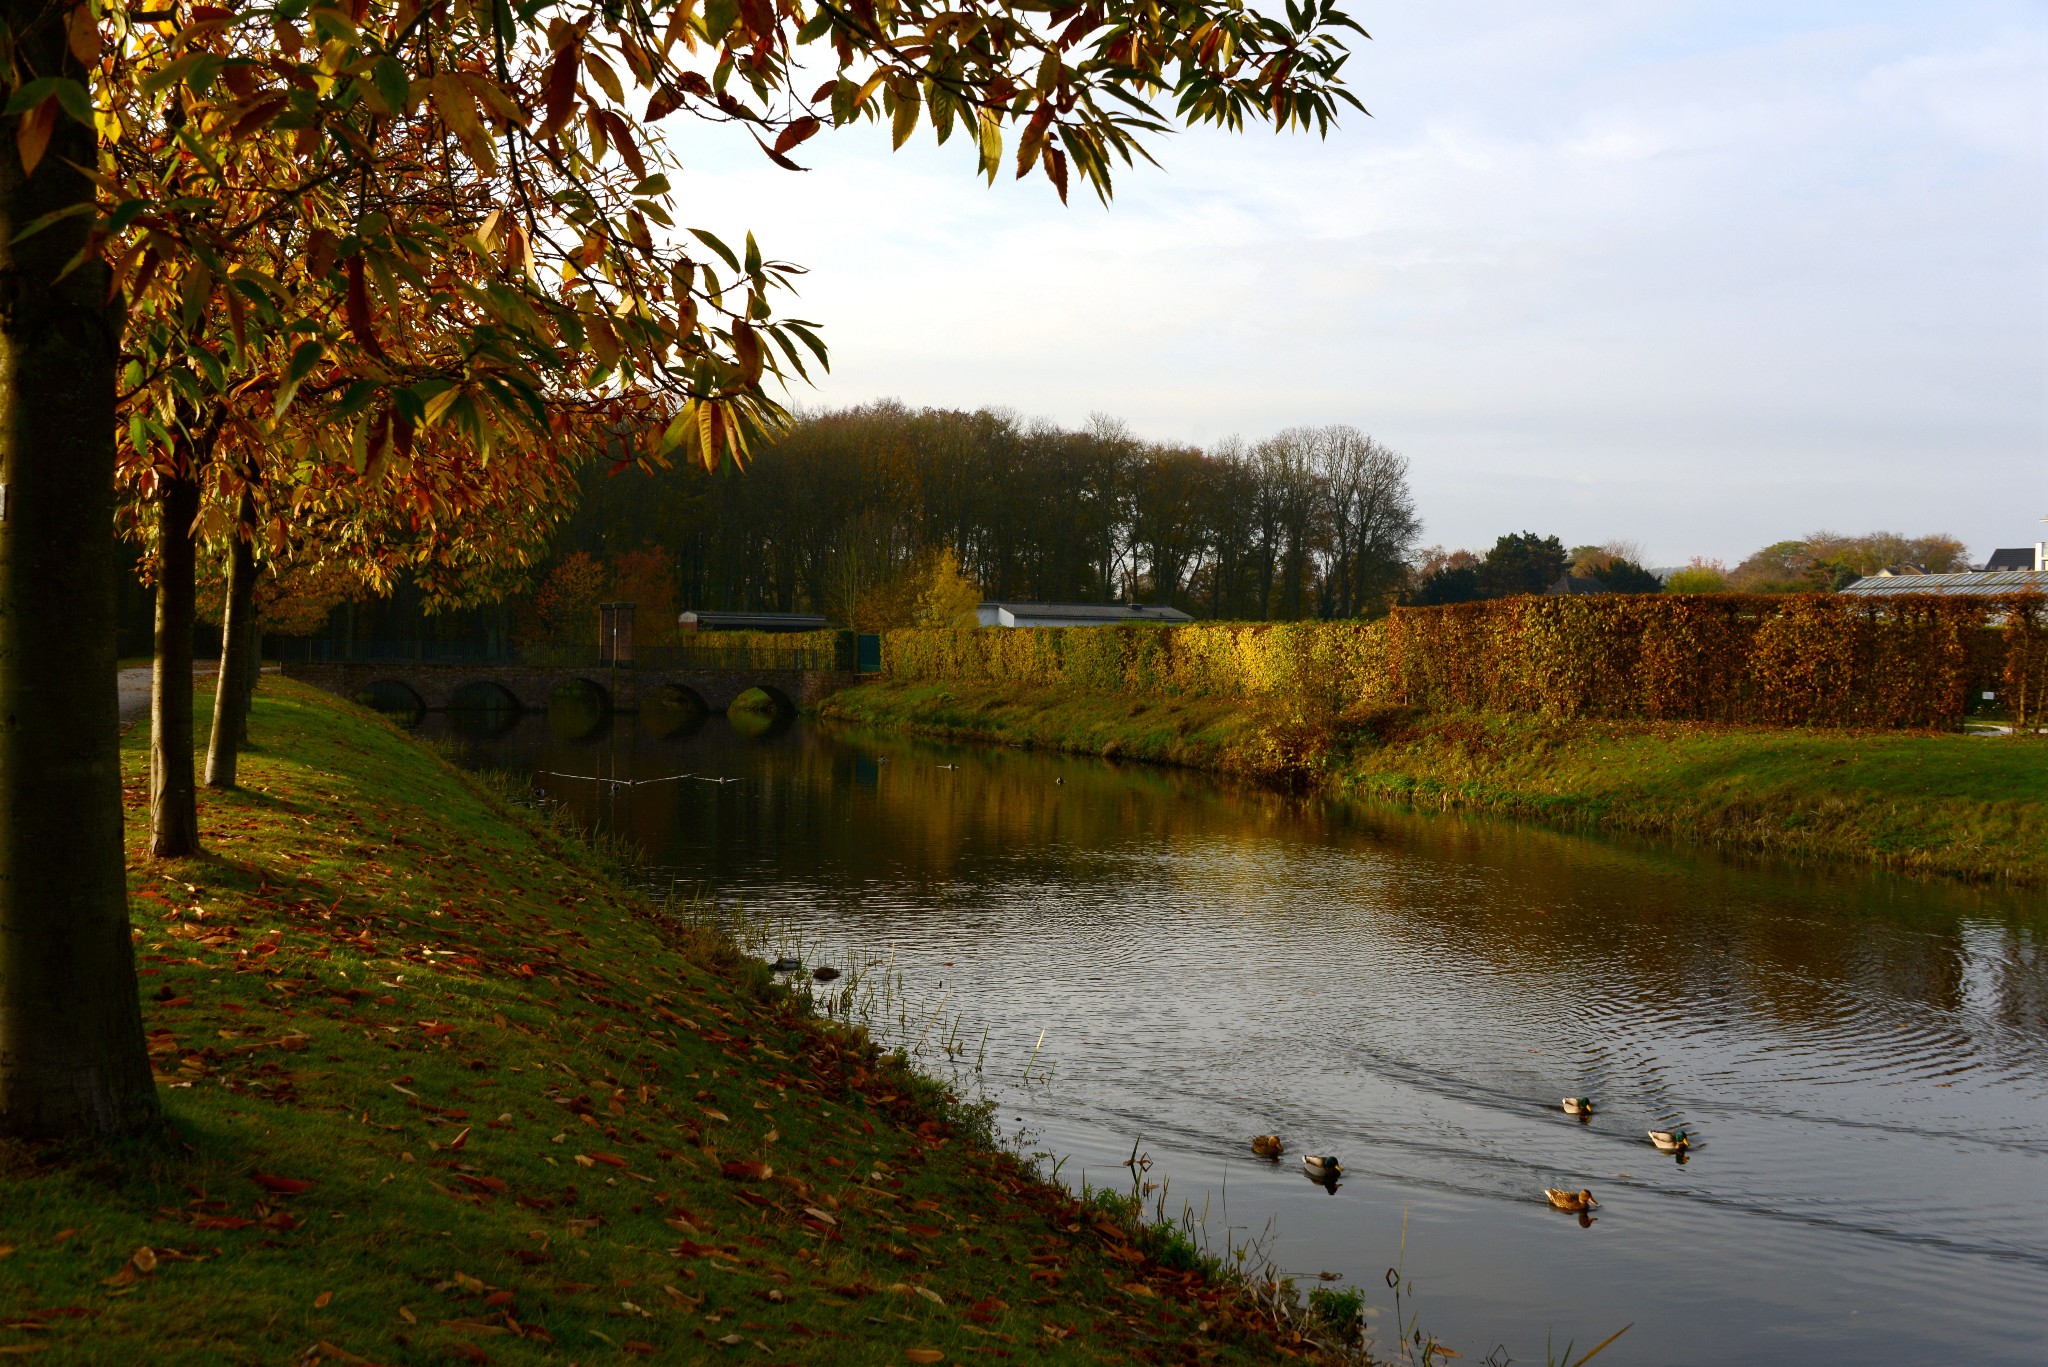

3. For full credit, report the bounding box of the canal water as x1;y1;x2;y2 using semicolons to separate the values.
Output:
419;703;2048;1366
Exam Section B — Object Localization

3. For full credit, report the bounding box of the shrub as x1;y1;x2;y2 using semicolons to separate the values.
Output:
879;593;2047;730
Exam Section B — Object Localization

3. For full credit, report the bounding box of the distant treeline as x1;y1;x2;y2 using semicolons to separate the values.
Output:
287;404;1979;651
550;402;1423;630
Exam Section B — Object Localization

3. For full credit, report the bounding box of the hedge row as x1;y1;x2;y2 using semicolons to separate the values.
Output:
879;593;2048;729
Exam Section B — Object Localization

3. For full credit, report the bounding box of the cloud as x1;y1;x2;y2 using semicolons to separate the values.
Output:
663;2;2046;563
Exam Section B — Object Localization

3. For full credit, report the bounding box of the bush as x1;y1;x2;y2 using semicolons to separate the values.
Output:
879;593;2048;730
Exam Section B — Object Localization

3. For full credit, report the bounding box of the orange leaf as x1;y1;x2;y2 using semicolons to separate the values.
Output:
15;97;57;178
252;1171;315;1195
344;256;385;359
67;2;101;65
905;1353;944;1365
646;84;685;121
313;1290;333;1308
772;115;820;156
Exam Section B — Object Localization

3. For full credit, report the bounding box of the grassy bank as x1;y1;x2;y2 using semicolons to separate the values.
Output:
0;680;1345;1364
820;680;2048;888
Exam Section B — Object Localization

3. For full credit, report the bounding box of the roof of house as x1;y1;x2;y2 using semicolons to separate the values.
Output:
1838;570;2048;597
678;611;833;631
1546;574;1612;596
1983;547;2037;571
980;601;1193;624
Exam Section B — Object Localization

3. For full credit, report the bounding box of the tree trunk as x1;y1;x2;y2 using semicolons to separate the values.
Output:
150;469;201;857
204;524;258;789
0;10;160;1138
242;622;261;748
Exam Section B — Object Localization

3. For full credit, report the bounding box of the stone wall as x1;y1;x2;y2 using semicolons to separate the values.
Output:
280;661;856;713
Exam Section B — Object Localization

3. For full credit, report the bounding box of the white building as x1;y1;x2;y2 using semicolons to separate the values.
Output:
974;601;1194;628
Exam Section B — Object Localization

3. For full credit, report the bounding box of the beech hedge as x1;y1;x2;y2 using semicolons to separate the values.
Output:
878;593;2048;729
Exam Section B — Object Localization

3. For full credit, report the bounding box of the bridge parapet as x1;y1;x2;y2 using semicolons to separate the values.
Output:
280;660;857;714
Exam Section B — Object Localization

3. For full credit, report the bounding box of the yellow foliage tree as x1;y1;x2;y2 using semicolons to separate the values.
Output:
914;548;984;629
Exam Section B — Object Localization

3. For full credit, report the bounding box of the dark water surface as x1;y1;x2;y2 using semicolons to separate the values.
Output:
423;705;2048;1366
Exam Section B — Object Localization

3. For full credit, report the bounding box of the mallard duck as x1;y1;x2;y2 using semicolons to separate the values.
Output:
1647;1128;1691;1153
811;966;841;983
767;956;801;974
1251;1135;1284;1158
1562;1097;1594;1117
1543;1188;1599;1213
1301;1155;1341;1181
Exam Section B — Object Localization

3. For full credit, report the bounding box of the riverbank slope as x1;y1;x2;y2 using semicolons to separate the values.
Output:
819;680;2048;887
0;679;1330;1364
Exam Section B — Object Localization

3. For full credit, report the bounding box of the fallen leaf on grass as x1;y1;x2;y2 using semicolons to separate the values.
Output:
718;1160;770;1182
905;1353;945;1365
252;1172;315;1195
888;1283;946;1307
442;1318;508;1335
964;1298;1008;1325
313;1291;332;1308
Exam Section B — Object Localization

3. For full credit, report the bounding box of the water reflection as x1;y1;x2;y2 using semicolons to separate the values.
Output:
418;710;2048;1367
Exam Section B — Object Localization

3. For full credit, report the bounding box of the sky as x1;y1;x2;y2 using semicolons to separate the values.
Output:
667;1;2047;567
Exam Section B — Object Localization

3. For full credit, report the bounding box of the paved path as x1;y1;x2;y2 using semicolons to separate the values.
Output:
117;665;222;729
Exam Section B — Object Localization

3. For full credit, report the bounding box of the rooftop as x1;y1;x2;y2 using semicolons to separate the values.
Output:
678;611;833;632
1838;570;2048;598
976;601;1194;627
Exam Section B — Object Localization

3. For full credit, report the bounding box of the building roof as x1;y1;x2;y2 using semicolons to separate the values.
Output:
1983;547;2039;572
1546;574;1611;596
1838;570;2048;598
978;601;1193;625
678;611;833;632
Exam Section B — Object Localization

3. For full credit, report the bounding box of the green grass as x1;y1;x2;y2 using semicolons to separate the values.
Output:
821;681;2048;887
0;679;1333;1365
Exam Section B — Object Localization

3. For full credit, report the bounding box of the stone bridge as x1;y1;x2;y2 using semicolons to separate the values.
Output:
279;660;857;715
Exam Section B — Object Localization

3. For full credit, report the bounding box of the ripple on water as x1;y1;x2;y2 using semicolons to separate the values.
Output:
427;712;2048;1367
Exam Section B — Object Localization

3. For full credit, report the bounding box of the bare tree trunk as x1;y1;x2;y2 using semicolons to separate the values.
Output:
0;3;160;1138
204;519;258;789
150;468;202;857
242;620;261;748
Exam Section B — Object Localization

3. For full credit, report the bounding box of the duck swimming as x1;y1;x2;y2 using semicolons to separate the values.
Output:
1562;1097;1594;1117
1251;1135;1285;1158
1301;1155;1341;1182
1543;1188;1599;1213
1647;1128;1691;1153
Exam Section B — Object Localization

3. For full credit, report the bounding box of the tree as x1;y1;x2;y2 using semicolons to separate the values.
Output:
1317;427;1419;617
1476;532;1568;598
1729;531;1970;592
1596;558;1664;594
0;0;159;1137
1411;563;1481;605
913;547;983;627
1664;558;1730;593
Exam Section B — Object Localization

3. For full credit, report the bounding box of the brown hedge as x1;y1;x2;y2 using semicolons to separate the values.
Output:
881;593;2048;729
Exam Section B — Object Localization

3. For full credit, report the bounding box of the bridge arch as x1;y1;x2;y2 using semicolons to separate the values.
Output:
640;683;709;739
355;679;425;720
546;677;611;742
447;680;522;737
729;682;797;716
